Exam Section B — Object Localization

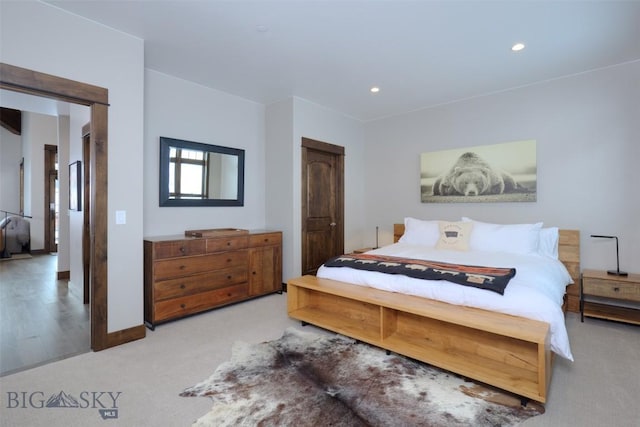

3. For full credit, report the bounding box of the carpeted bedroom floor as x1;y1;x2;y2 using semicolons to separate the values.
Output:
0;293;638;426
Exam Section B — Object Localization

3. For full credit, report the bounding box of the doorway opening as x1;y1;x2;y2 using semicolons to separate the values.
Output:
0;62;111;351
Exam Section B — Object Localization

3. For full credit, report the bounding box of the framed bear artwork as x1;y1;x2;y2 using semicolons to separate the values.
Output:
420;140;537;203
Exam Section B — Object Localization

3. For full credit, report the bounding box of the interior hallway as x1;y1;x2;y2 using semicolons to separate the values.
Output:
0;254;90;376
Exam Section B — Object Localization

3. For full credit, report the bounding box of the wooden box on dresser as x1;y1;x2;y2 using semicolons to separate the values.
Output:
144;229;282;329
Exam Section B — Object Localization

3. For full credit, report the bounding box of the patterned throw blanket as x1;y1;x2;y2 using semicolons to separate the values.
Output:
323;253;516;295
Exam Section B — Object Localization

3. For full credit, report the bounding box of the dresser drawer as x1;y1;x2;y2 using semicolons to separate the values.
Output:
153;267;248;301
206;236;249;253
153;284;249;322
153;239;205;259
583;278;640;302
153;250;248;281
249;232;282;248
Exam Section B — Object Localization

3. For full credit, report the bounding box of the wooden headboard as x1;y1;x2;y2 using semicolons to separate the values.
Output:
393;223;581;311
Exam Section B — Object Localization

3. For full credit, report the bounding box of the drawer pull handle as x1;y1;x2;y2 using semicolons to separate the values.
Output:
179;265;186;270
227;258;232;263
264;238;269;242
613;287;620;292
227;242;231;246
252;271;257;275
180;284;185;289
180;304;186;309
227;275;232;279
179;246;186;253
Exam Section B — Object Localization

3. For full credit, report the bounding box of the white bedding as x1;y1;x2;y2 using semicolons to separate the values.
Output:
317;242;574;360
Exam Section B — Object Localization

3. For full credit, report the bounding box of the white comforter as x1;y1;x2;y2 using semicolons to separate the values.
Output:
317;242;574;360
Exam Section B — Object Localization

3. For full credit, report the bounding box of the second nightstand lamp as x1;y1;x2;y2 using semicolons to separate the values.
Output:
590;234;628;276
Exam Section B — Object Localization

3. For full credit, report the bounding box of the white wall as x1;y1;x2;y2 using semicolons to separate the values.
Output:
0;90;62;235
265;99;295;280
0;127;21;216
57;114;70;272
1;1;145;333
266;97;366;281
68;105;90;289
143;70;266;236
21;112;58;251
364;61;640;272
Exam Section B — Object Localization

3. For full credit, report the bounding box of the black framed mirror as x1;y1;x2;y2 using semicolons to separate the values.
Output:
159;136;245;207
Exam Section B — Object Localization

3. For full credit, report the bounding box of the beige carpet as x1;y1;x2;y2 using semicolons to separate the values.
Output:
0;294;639;427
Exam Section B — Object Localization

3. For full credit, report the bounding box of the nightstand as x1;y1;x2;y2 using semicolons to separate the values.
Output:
580;269;640;325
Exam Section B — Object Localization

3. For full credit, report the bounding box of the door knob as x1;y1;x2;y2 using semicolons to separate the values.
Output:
330;222;336;227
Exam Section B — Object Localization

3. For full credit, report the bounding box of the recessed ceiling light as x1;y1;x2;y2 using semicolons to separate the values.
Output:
370;87;380;93
511;43;525;52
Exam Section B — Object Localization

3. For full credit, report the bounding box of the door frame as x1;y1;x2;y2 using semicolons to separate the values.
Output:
0;63;113;350
44;144;58;253
82;123;91;305
301;137;344;274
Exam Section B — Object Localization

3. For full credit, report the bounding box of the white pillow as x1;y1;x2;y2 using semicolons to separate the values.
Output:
538;227;559;259
461;217;543;255
398;217;440;247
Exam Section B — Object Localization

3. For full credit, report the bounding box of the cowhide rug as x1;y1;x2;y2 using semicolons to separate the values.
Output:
181;327;544;426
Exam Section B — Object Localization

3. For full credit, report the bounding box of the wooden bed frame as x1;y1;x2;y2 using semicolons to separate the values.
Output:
287;225;580;404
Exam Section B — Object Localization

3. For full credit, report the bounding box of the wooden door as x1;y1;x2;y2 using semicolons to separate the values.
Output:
301;138;344;275
44;144;58;253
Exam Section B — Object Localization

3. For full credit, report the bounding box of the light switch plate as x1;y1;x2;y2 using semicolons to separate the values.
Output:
115;210;126;225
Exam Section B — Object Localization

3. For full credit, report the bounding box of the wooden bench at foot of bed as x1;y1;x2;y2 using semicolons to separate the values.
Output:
287;274;551;403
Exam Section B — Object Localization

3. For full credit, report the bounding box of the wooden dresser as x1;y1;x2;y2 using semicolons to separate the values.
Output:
144;229;282;329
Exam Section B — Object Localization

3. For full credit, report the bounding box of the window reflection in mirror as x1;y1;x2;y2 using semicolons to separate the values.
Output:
159;137;244;207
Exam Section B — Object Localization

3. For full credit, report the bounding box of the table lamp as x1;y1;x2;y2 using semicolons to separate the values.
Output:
590;235;627;276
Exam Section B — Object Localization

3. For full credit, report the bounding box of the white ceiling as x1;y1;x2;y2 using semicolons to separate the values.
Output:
44;0;640;121
0;89;68;116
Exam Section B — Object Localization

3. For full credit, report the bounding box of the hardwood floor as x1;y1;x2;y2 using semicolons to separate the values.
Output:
0;254;90;376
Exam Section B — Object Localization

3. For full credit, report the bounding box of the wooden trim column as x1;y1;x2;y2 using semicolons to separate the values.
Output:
89;102;109;350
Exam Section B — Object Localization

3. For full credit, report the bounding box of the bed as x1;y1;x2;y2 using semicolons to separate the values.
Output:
287;219;580;403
